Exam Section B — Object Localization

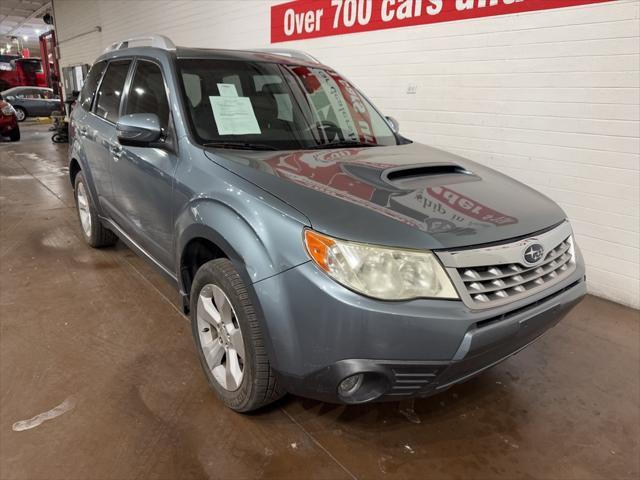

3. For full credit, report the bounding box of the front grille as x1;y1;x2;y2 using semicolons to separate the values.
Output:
437;222;577;309
460;237;573;305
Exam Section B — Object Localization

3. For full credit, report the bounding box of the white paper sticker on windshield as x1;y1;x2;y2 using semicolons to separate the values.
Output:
209;96;261;135
217;83;238;97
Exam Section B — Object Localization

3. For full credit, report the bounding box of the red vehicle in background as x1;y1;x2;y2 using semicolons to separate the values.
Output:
0;58;48;91
0;93;20;141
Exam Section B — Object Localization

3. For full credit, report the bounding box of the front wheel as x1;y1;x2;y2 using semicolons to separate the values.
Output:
14;107;26;122
190;259;284;412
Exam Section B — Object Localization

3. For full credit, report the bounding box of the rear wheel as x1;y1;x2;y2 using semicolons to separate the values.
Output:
14;107;26;122
8;126;20;142
74;171;117;248
190;259;284;412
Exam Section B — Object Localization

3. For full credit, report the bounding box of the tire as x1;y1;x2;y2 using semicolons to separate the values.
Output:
8;126;20;142
190;259;284;412
14;107;26;122
73;171;117;248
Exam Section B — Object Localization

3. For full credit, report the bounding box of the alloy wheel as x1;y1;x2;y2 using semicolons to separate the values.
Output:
196;284;245;391
76;182;92;236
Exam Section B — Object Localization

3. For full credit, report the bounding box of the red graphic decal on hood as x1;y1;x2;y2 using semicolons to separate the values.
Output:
427;186;518;226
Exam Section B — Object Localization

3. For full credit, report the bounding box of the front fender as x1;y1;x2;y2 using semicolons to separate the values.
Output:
175;196;310;288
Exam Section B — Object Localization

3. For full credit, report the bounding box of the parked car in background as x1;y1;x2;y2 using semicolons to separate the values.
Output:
0;93;20;141
0;58;48;91
0;87;60;121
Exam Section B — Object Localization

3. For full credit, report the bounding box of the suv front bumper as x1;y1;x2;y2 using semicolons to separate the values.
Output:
253;258;586;404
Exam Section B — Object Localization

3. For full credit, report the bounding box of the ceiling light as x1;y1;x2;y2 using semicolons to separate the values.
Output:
23;35;28;41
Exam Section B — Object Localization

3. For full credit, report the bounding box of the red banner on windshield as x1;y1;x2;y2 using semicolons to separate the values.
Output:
271;0;615;43
288;66;378;143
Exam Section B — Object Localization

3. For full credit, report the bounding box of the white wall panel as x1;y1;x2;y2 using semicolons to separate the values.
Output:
52;0;640;308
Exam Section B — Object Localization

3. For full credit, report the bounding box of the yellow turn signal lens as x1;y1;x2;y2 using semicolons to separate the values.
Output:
304;229;335;272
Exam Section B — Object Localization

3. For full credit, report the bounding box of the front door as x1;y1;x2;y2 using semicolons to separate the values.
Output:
41;88;62;116
108;59;178;271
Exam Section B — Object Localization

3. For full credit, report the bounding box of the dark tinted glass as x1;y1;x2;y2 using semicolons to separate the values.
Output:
79;61;106;111
0;54;19;63
124;61;169;130
21;59;43;73
94;60;131;122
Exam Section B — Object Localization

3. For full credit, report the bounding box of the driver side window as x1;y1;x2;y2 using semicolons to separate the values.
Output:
124;61;170;131
94;60;131;123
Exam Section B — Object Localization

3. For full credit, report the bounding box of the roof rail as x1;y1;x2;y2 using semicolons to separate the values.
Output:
253;48;320;64
104;34;176;53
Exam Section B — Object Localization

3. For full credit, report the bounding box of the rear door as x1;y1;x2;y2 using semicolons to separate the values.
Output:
72;60;107;203
91;59;133;217
109;58;178;270
76;59;132;214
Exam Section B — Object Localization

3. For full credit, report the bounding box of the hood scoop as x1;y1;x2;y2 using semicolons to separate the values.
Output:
383;163;478;188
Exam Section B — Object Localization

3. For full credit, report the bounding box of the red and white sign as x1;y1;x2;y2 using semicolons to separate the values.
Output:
271;0;615;43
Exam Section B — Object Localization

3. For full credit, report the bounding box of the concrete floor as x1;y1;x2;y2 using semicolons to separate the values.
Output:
1;123;639;480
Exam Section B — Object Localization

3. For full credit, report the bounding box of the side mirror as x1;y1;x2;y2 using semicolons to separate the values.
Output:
116;113;162;147
6;96;16;102
386;116;400;134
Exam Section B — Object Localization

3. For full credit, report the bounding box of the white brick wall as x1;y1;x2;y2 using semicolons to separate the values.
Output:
53;0;640;308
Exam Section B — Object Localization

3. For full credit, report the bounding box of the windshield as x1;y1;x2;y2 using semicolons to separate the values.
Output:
19;59;43;74
178;59;401;150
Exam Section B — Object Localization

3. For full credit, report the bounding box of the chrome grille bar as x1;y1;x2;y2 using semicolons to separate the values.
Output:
436;222;576;309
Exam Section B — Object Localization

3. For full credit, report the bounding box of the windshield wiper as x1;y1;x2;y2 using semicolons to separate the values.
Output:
309;141;383;150
203;141;278;151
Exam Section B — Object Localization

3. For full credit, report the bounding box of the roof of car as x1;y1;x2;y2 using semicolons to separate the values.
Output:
2;86;52;94
98;44;325;69
174;47;322;66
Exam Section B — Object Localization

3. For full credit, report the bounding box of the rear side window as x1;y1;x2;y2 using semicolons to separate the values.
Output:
94;60;131;123
79;61;106;111
124;61;170;130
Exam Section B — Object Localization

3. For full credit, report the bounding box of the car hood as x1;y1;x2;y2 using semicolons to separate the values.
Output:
203;142;566;250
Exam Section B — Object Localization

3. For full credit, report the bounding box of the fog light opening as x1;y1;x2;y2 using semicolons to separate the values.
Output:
337;372;389;404
338;374;364;398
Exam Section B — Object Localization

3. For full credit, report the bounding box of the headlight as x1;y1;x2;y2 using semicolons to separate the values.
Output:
304;229;458;300
1;104;15;116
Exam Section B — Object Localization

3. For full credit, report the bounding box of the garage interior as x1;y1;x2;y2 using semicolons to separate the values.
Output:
1;1;639;479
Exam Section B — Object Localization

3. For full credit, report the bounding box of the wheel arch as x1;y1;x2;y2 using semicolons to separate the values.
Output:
69;157;81;187
13;105;27;119
175;201;270;312
175;197;309;313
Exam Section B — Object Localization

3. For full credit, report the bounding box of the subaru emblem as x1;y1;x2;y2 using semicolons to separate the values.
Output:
523;243;545;265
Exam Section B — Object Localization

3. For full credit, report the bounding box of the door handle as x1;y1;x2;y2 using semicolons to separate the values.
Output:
78;127;88;137
110;144;123;161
